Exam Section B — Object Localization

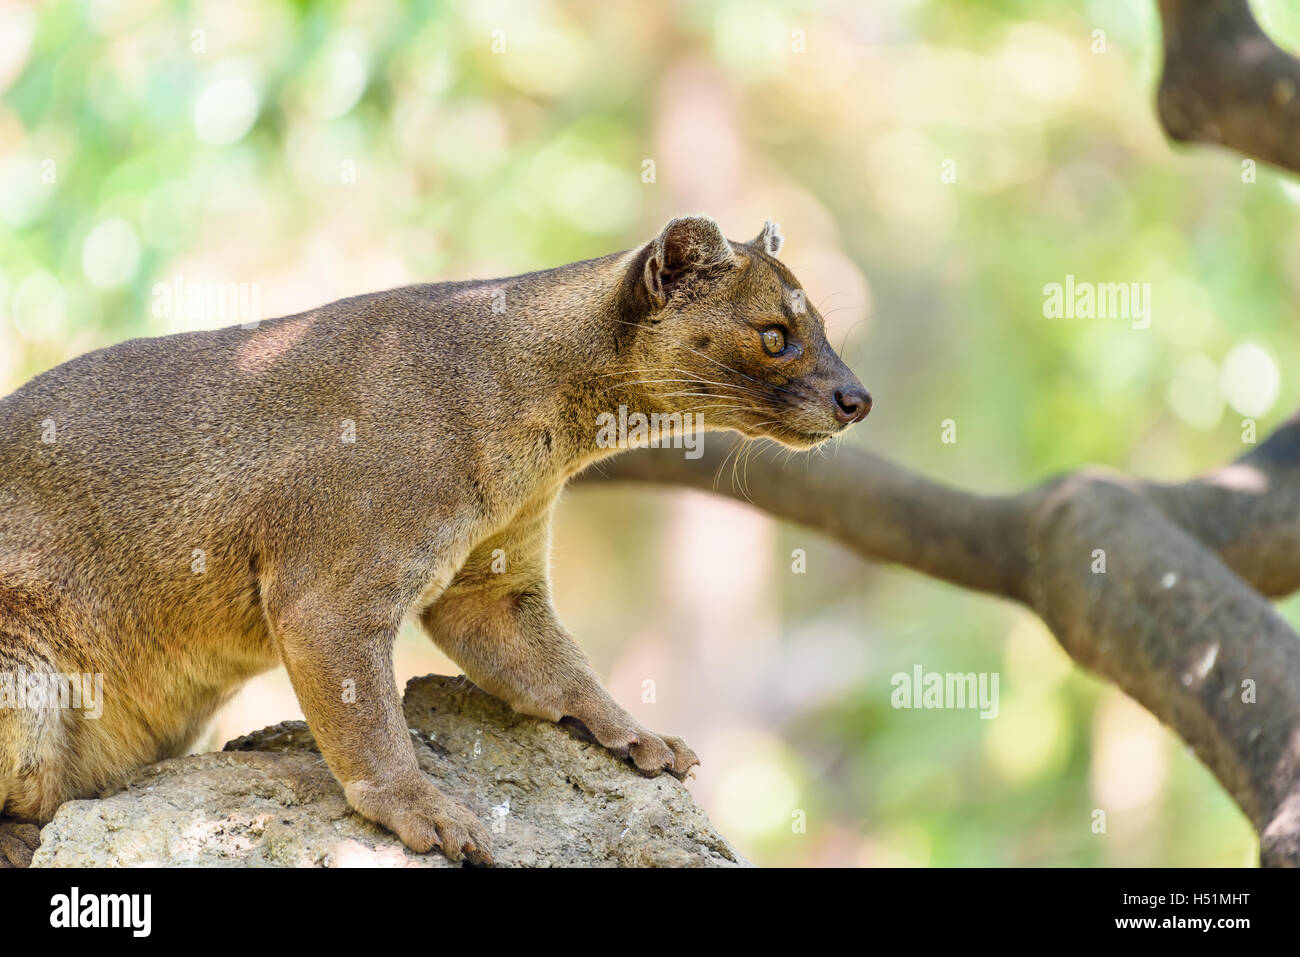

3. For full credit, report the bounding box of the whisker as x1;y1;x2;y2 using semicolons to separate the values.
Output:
603;379;771;399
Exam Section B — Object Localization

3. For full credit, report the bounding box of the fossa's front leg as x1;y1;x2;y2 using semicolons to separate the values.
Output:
264;557;493;865
420;518;698;779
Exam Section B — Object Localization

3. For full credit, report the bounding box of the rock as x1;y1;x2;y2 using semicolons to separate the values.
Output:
31;674;748;868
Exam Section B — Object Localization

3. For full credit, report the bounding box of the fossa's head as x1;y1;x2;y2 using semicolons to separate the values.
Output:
624;215;870;449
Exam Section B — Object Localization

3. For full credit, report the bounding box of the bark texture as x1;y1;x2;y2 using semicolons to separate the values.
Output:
1157;0;1300;175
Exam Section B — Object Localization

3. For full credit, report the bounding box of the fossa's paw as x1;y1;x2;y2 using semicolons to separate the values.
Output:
631;729;699;780
0;820;41;868
345;775;493;866
562;705;700;780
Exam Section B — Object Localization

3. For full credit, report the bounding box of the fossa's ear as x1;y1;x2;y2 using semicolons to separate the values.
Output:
755;218;782;256
643;215;738;309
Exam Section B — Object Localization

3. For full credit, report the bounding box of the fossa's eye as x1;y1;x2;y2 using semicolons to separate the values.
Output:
761;327;786;355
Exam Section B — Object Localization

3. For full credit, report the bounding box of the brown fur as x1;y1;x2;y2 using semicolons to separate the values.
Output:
0;216;869;865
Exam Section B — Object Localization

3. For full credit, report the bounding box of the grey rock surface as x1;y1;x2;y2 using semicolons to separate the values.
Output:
32;674;748;867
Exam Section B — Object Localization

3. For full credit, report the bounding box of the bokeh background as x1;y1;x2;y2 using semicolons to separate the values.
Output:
5;0;1300;866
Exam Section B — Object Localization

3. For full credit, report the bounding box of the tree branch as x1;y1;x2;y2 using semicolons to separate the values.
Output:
583;444;1031;601
581;418;1300;865
1157;0;1300;174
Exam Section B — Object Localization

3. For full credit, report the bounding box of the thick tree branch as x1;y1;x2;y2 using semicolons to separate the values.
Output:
1025;469;1300;868
1146;411;1300;598
584;445;1032;601
585;413;1300;602
1157;0;1300;174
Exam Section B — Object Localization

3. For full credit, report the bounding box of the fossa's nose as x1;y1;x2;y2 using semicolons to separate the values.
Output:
833;386;872;423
